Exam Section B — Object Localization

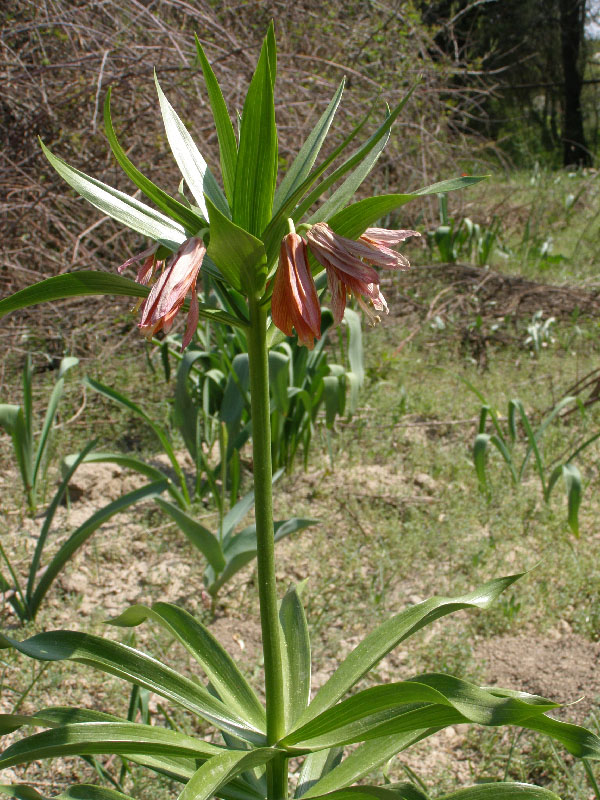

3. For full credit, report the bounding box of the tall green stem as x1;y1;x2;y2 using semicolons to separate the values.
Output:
246;297;287;800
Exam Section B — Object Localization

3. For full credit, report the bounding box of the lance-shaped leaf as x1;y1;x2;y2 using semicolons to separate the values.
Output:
0;630;265;744
178;748;279;800
104;89;204;233
195;36;238;203
204;518;316;598
109;601;265;731
282;675;556;750
307;114;390;224
28;479;168;618
0;272;245;329
232;33;277;237
153;498;226;572
279;583;311;730
41;142;187;250
206;196;268;296
154;73;229;219
326;176;486;241
301;733;433;797
0;721;223;769
296;574;523;726
273;80;345;216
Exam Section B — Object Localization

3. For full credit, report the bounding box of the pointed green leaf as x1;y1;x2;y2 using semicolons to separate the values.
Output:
194;36;238;203
206;196;268;295
296;574;523;726
109;601;265;730
273;80;345;215
283;675;555;749
154;73;229;218
104;89;204;233
279;584;311;730
41;142;187;250
0;272;244;327
0;631;265;744
301;733;432;797
327;177;486;241
153;498;226;572
232;36;277;236
307;117;389;224
562;463;582;537
178;748;278;800
0;721;222;769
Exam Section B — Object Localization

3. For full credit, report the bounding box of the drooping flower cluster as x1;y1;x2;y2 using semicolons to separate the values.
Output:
272;223;420;347
119;237;206;350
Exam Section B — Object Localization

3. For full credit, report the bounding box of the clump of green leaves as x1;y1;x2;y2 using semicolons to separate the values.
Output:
427;193;501;267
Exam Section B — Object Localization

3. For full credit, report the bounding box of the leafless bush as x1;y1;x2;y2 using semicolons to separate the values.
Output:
0;0;494;360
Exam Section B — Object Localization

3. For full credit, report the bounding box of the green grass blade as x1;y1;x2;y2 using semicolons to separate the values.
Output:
473;433;490;491
109;601;265;730
41;142;187;250
33;356;79;486
26;440;97;607
153;497;226;572
194;36;238;203
562;463;582;536
28;480;168;618
279;584;311;730
296;574;523;726
104;89;204;233
154;73;229;219
273;79;345;215
232;34;277;236
0;631;265;744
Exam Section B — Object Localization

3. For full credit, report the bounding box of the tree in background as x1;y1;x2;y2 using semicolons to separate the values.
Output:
420;0;594;167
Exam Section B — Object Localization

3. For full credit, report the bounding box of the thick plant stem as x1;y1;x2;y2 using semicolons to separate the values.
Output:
246;297;287;800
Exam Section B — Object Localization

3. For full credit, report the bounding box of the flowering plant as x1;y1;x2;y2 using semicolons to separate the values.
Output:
0;24;598;800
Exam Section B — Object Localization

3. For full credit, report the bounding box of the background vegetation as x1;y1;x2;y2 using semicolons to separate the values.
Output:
1;1;600;799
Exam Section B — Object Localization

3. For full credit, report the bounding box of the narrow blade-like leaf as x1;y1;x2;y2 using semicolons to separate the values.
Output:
178;749;278;800
154;73;229;218
153;498;226;572
279;584;311;730
0;631;265;744
232;35;277;236
109;601;265;730
297;574;523;726
104;89;204;232
41;142;187;250
194;36;238;203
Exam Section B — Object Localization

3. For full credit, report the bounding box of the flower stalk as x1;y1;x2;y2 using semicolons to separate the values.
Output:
246;295;287;800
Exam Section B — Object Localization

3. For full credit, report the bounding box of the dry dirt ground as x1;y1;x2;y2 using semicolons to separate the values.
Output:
1;452;599;793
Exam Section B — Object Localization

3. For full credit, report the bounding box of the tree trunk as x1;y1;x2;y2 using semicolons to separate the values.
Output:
558;0;591;166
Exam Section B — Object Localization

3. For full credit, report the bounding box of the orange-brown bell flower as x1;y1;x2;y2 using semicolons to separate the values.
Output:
271;233;321;349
